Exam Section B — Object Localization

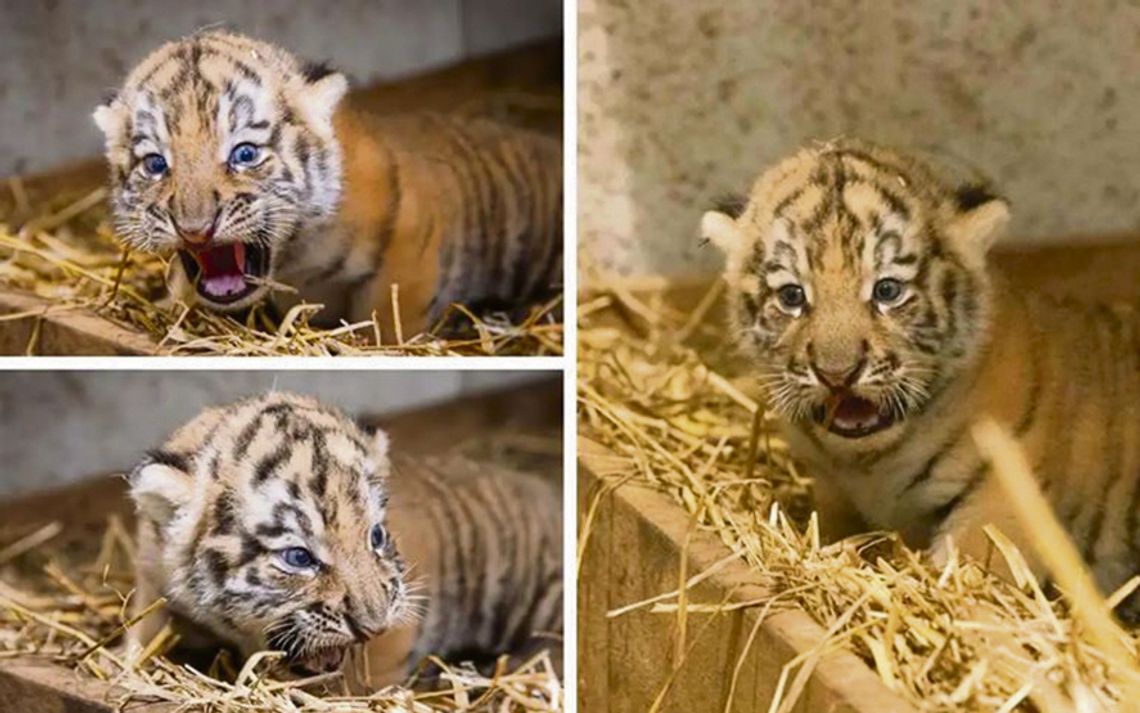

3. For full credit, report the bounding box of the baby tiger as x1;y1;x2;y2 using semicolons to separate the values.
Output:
126;392;562;686
703;139;1140;607
93;30;561;336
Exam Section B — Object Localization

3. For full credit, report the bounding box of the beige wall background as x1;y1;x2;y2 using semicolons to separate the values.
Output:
580;0;1140;277
0;0;561;176
0;371;550;498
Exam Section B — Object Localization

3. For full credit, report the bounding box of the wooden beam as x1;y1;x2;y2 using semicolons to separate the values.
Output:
0;659;173;713
0;288;160;356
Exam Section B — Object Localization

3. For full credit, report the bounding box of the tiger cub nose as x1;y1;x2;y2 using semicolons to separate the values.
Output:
811;360;865;388
174;217;215;248
808;341;868;388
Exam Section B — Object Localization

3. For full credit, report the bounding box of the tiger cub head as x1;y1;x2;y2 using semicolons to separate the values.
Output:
703;140;1009;451
129;392;414;675
92;30;347;311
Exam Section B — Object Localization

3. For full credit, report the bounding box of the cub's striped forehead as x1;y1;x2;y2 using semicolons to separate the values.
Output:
716;140;983;285
746;142;948;240
157;393;389;540
96;29;344;158
111;31;293;140
122;31;298;99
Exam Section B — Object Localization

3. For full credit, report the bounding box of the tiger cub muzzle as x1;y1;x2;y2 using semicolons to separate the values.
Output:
807;345;898;438
263;584;402;676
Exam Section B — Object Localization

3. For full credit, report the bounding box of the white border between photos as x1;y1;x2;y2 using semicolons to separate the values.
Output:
0;3;579;708
561;0;579;707
0;356;565;371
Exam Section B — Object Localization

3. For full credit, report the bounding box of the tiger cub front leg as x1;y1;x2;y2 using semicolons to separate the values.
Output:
352;626;419;691
120;506;176;659
929;476;1045;584
811;475;872;544
358;243;441;339
124;563;172;663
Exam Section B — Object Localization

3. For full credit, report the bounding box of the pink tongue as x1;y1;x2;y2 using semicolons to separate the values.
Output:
201;274;247;298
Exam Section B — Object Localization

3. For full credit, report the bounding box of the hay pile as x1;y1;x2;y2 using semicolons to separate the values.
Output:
578;278;1140;712
0;180;562;356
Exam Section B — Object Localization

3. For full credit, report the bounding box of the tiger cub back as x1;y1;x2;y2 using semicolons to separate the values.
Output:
381;453;562;676
93;30;562;337
126;392;562;687
702;139;1140;608
324;110;563;335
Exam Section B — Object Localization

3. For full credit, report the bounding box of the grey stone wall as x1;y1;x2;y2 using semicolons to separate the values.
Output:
0;0;561;175
0;370;547;498
580;0;1140;276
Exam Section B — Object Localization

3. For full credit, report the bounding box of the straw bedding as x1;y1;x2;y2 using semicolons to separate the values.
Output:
0;180;562;356
578;277;1140;712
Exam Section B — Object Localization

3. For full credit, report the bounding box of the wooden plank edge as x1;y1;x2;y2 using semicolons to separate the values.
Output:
0;288;159;356
578;437;915;712
0;658;172;712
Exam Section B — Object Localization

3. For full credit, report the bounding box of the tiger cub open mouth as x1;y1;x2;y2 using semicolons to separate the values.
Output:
178;242;271;304
814;391;897;438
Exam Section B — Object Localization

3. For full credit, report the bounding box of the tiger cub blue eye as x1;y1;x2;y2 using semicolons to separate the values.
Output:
776;284;806;310
229;142;260;167
872;278;904;304
370;524;388;550
281;547;316;569
141;153;168;176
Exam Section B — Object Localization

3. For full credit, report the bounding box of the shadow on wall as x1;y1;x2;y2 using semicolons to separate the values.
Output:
579;0;1140;277
0;370;545;498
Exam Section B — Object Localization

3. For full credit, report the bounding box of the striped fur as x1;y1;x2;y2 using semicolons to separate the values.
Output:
126;393;562;686
93;30;562;335
705;139;1140;611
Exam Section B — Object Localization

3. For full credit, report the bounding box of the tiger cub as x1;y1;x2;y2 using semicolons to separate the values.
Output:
92;30;561;337
126;392;562;686
703;139;1140;604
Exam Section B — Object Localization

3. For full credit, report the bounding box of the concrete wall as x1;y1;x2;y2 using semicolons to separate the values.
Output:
579;0;1140;276
0;370;549;498
0;0;562;176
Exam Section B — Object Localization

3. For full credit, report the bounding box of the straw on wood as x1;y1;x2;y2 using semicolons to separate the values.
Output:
578;276;1140;712
0;183;562;356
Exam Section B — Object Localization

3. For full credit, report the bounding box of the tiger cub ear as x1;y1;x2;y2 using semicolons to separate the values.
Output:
700;193;748;253
365;426;392;485
92;93;127;142
945;184;1010;258
129;452;194;527
296;61;347;135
